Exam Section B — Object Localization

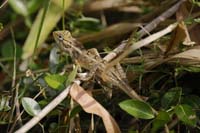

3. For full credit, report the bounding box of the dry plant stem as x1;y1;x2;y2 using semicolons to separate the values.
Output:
7;28;18;132
78;22;141;43
83;0;136;12
14;85;72;133
8;84;23;133
103;40;127;62
164;125;170;133
104;22;178;72
104;0;186;62
161;118;179;133
137;0;186;38
168;117;179;130
9;88;46;133
0;0;8;8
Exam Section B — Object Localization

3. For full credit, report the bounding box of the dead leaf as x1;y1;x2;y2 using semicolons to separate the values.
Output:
78;22;140;43
176;2;189;21
165;21;188;55
172;47;200;61
176;1;200;45
189;24;200;45
83;0;129;12
115;6;142;13
176;3;195;46
70;83;121;133
165;2;196;55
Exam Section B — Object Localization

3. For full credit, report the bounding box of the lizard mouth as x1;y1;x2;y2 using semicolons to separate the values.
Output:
52;31;57;37
53;31;60;41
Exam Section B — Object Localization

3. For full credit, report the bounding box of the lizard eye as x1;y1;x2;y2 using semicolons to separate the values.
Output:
58;34;63;40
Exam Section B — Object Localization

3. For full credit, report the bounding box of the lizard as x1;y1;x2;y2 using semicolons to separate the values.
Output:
53;30;143;101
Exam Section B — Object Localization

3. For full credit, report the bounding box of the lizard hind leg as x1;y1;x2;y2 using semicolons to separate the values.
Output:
115;63;129;83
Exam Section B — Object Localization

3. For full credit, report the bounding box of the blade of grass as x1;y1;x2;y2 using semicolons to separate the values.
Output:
10;28;17;88
32;0;51;60
7;27;17;133
62;0;65;30
22;0;72;59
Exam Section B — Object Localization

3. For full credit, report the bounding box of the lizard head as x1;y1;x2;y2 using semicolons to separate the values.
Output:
53;30;84;57
53;30;72;42
53;30;74;52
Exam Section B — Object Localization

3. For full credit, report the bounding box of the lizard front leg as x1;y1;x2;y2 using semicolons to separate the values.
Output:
78;65;98;81
77;48;102;81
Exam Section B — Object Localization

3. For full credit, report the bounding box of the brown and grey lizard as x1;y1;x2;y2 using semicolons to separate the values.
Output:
53;30;143;101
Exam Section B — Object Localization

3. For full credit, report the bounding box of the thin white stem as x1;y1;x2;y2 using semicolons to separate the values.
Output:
14;85;71;133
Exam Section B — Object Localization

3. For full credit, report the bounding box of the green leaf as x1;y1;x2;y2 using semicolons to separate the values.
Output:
1;40;22;58
182;95;200;109
22;97;41;116
0;95;11;111
22;0;72;59
174;104;197;127
152;111;171;132
27;0;43;14
49;122;58;132
8;0;28;16
175;66;200;73
119;99;154;119
65;65;78;86
38;99;49;108
9;0;42;16
78;17;100;23
70;105;82;118
184;17;194;25
44;74;66;90
194;18;200;23
161;87;182;109
70;16;102;33
191;0;200;7
0;23;3;31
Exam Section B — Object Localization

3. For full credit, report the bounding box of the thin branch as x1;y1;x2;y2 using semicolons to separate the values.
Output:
0;0;8;8
14;85;71;133
137;0;186;38
104;22;178;72
104;0;186;62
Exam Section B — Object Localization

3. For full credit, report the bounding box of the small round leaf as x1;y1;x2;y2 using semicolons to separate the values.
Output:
44;74;66;89
161;87;182;109
119;99;154;119
22;97;41;116
174;104;197;127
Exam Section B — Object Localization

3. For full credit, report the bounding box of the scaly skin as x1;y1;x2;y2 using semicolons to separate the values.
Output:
53;30;143;101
